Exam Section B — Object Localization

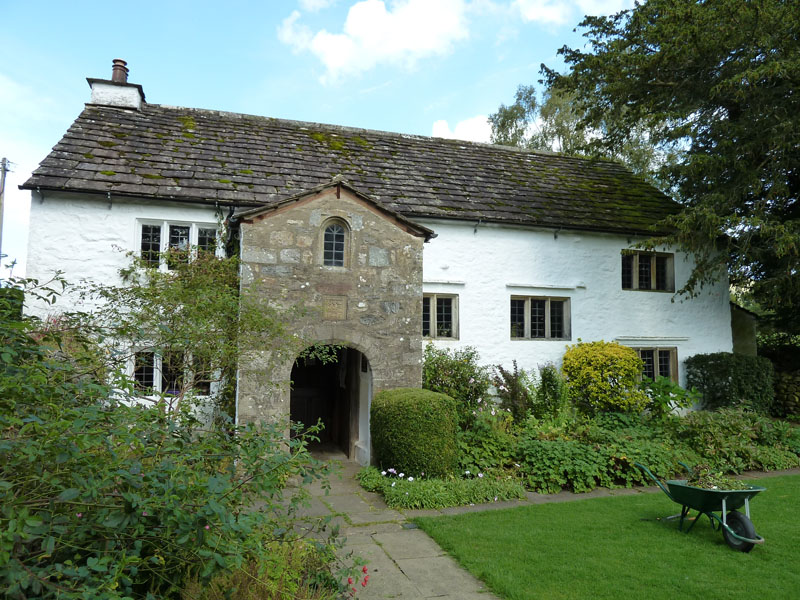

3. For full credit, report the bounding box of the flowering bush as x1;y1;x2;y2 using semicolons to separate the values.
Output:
356;467;525;510
492;361;535;422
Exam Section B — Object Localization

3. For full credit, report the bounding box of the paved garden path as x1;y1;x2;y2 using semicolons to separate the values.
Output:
296;453;800;600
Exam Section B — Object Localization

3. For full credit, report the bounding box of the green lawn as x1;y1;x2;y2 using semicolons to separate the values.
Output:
415;475;800;600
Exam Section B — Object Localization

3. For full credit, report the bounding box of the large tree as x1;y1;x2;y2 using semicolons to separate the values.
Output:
538;0;799;331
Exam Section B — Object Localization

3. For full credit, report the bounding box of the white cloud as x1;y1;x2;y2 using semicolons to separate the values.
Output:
432;115;492;143
279;0;470;84
299;0;337;11
512;0;633;25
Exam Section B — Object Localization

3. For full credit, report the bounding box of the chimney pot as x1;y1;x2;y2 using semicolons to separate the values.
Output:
111;59;129;84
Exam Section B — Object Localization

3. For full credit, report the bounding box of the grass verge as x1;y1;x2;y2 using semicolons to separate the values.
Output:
415;474;800;600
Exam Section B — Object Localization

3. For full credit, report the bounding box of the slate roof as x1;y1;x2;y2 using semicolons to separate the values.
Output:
22;103;680;235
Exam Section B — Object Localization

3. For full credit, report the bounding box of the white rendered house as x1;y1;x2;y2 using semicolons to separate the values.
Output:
22;60;732;463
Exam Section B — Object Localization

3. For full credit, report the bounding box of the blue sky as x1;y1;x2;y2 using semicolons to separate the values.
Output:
0;0;633;276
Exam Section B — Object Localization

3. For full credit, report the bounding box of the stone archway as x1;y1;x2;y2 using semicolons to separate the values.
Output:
235;182;428;464
289;345;372;463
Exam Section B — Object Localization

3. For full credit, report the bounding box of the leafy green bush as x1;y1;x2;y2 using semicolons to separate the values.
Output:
458;411;516;475
669;409;800;472
422;344;490;427
182;540;342;600
685;352;775;414
516;412;698;493
492;361;534;422
641;376;700;419
371;388;459;478
356;467;524;509
561;341;648;414
0;278;351;599
533;363;571;419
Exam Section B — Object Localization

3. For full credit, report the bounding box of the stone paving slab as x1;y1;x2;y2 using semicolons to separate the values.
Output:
395;555;495;598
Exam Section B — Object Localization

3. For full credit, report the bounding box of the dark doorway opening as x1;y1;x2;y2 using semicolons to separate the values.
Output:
290;347;368;459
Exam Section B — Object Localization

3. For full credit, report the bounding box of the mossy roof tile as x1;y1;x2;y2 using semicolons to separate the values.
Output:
23;103;680;234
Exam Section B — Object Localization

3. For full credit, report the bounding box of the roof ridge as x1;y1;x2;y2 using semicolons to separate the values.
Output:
144;102;624;166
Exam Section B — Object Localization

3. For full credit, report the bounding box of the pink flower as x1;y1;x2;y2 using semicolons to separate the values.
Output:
142;511;148;517
204;524;210;530
76;513;82;519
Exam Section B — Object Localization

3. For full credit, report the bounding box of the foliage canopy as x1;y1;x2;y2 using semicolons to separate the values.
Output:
540;0;799;329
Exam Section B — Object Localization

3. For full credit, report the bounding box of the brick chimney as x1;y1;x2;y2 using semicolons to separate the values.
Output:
87;58;146;109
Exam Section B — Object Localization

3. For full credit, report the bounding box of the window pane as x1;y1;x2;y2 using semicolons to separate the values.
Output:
655;256;668;290
141;225;161;266
510;299;525;338
550;300;564;338
640;350;655;380
531;299;546;338
658;350;672;380
436;297;453;338
192;356;212;396
324;224;345;266
168;225;191;268
134;352;155;392
638;255;652;290
198;227;217;253
161;352;184;396
422;296;431;337
621;254;633;289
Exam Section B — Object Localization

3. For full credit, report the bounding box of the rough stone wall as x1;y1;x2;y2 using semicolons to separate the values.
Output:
237;187;424;424
774;371;800;417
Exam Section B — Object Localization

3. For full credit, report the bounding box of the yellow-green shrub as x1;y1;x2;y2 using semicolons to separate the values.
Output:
371;388;458;478
561;341;648;414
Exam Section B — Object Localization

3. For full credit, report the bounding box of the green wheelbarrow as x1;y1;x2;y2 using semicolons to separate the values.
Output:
635;462;766;552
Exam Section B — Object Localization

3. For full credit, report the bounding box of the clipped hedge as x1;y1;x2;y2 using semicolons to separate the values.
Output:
685;352;774;413
371;388;459;478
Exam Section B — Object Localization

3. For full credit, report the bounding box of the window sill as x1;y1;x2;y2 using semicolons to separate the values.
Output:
511;337;571;342
621;288;675;293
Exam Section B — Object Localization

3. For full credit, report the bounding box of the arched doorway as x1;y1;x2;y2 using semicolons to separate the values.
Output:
290;346;372;463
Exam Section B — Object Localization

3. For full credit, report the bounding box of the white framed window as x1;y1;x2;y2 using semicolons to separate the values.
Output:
137;220;220;269
510;296;570;340
622;251;674;292
321;218;349;268
633;347;678;382
423;294;458;339
132;350;213;396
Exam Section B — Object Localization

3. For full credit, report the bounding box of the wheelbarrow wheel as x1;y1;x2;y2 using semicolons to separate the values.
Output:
722;511;756;552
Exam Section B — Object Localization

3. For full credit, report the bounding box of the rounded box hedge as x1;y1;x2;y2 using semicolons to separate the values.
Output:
371;388;458;478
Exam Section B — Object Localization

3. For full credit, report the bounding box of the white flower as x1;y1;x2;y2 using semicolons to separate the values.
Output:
478;473;484;478
399;473;404;478
391;482;396;487
494;496;498;502
491;409;496;416
408;477;414;482
465;470;470;475
381;471;387;476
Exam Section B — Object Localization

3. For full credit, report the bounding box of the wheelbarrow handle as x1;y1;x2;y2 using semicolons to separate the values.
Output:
634;462;675;502
678;461;694;476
